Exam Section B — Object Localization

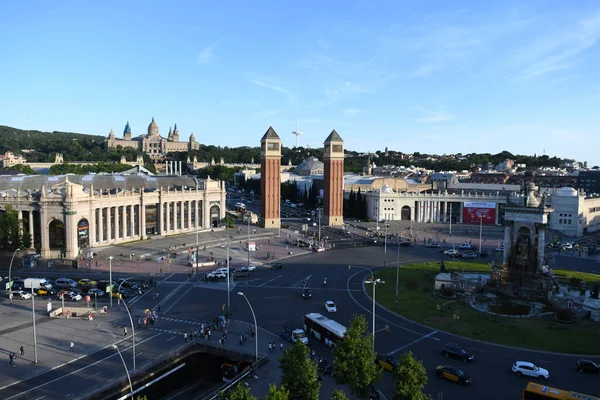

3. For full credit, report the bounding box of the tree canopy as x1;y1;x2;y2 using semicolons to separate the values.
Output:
279;340;321;400
0;205;29;250
392;351;430;400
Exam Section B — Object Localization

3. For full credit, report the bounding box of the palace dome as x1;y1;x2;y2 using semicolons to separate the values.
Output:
147;117;159;136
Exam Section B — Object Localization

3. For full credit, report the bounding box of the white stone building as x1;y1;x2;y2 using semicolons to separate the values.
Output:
0;174;225;259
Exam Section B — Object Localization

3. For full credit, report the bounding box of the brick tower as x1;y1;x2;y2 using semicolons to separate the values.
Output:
259;127;281;228
323;130;344;226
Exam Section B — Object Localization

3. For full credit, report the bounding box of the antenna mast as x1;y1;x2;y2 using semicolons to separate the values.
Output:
292;120;303;148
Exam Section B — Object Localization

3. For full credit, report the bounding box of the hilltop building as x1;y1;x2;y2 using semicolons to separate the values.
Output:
105;118;200;161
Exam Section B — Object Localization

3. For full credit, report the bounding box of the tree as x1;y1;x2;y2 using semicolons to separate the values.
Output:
223;215;235;228
331;389;349;400
218;384;257;400
0;205;25;250
393;351;430;400
264;384;290;400
279;340;321;400
333;315;380;398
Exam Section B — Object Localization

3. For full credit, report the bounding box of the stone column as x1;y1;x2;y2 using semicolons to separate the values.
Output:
140;193;147;239
537;228;546;271
40;207;50;257
503;225;511;265
459;203;463;223
17;210;23;236
29;211;35;249
187;200;191;230
179;201;184;230
179;161;182;175
98;208;103;243
444;202;448;223
166;201;171;233
115;206;120;240
495;207;499;225
129;205;134;237
107;207;112;241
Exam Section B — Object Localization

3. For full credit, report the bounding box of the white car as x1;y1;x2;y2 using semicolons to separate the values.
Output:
11;290;32;300
443;249;458;256
459;243;472;250
242;264;256;271
325;301;337;313
512;361;549;380
207;271;227;279
87;288;105;297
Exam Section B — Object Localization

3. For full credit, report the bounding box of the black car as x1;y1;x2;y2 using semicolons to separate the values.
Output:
441;343;474;362
271;262;285;270
576;359;600;374
302;288;312;299
478;250;489;257
232;269;250;278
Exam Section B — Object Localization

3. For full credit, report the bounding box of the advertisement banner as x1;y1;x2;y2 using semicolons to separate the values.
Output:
462;202;496;224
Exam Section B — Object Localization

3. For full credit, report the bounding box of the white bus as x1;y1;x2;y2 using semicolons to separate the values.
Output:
303;313;346;348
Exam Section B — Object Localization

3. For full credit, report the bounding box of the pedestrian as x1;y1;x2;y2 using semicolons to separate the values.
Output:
244;333;248;343
157;305;161;313
70;341;75;352
218;337;222;347
268;342;272;352
184;332;188;342
239;334;243;346
280;342;283;351
124;327;128;337
19;345;24;356
9;353;16;367
137;318;141;328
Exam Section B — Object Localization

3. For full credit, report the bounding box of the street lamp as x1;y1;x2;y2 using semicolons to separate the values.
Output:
449;203;453;236
8;248;20;304
31;285;38;363
365;277;384;352
479;214;487;254
195;200;200;274
247;215;251;266
237;292;258;373
384;224;389;267
317;207;322;248
410;206;414;241
395;236;400;306
113;345;134;399
120;295;136;370
226;228;231;313
107;256;114;309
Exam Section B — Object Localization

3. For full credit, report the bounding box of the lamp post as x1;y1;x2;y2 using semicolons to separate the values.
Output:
247;215;251;266
384;224;389;267
237;292;258;372
410;206;414;241
318;208;322;247
117;277;135;305
365;277;384;352
479;214;487;254
107;256;114;309
8;248;19;304
120;296;136;370
113;345;134;398
449;203;453;236
195;200;200;274
376;205;380;231
395;236;400;305
226;228;231;313
31;286;38;363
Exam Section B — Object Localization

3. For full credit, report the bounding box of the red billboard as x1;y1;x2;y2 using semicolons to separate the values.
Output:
462;202;496;224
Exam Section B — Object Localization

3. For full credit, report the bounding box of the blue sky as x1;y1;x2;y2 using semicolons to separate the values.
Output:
1;1;599;166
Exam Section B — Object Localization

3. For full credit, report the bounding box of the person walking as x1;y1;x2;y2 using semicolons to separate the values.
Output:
124;327;128;337
280;342;283;351
268;342;272;352
69;341;75;352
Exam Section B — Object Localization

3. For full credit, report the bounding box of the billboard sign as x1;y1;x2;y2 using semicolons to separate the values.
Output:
462;202;496;224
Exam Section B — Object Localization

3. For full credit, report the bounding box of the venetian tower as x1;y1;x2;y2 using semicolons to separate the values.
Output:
323;130;344;226
259;127;281;228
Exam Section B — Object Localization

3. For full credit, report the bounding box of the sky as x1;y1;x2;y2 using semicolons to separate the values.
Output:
1;1;599;166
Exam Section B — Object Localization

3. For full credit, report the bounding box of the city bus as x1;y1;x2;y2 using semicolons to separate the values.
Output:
523;382;600;400
303;313;346;348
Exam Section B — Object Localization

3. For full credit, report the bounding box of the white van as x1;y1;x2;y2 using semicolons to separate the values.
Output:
24;278;53;291
55;278;78;289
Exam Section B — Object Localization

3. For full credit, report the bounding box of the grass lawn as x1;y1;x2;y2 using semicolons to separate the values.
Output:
373;261;600;354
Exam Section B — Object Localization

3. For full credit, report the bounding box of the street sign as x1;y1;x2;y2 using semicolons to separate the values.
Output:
86;295;91;303
5;281;12;290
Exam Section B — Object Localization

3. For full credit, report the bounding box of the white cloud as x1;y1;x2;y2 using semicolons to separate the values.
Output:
342;108;363;116
411;64;442;77
196;45;215;64
416;111;455;123
250;79;297;104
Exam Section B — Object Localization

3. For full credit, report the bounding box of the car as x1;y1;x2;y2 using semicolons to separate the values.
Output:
35;287;55;296
478;250;489;257
87;288;105;297
232;269;250;278
207;271;227;279
458;243;472;250
441;343;474;362
271;262;285;270
443;249;459;256
11;290;32;300
512;361;549;380
399;240;411;247
240;264;256;272
59;291;82;301
436;365;472;385
495;246;505;252
426;242;440;248
375;354;396;371
325;301;337;313
575;359;600;374
462;252;478;259
302;288;312;299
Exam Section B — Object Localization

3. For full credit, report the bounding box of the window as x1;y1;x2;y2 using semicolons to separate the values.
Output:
267;142;280;151
332;144;343;153
559;219;563;224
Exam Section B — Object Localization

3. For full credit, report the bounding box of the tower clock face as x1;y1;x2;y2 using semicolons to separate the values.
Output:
267;142;279;151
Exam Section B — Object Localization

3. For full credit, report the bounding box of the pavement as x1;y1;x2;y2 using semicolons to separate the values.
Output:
2;220;600;399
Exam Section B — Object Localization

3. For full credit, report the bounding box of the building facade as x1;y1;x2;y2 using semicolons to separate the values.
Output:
0;174;225;259
105;118;200;160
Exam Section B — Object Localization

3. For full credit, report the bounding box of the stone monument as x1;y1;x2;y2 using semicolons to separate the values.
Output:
488;182;555;301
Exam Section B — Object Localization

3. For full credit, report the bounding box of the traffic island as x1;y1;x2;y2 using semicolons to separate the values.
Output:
373;261;600;354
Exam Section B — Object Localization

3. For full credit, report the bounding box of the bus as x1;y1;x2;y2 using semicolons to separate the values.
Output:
523;382;600;400
235;202;247;213
303;313;346;348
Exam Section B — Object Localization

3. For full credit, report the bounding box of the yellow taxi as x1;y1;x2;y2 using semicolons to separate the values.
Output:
36;287;55;296
375;354;396;371
78;279;97;287
435;365;472;385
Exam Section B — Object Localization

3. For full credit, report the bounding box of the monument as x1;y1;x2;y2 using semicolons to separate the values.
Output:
488;182;555;301
259;127;281;229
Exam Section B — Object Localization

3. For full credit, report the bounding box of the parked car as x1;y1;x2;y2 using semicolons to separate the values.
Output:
238;264;256;272
478;250;489;257
78;279;97;287
59;291;82;302
375;354;396;371
325;301;337;313
302;288;312;299
458;243;472;250
270;262;285;270
575;359;600;374
512;361;549;379
443;249;459;256
87;288;105;297
11;290;32;300
462;252;478;259
441;343;474;362
436;365;472;385
35;287;55;296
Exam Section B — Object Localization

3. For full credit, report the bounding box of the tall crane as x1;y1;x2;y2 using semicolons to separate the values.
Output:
292;120;303;148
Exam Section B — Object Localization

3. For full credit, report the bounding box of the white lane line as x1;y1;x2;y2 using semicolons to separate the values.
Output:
167;336;177;342
259;274;283;287
32;396;47;400
5;333;162;400
387;330;439;356
163;282;196;315
289;275;312;289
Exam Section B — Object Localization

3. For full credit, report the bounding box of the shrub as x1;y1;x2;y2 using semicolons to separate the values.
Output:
441;286;455;298
555;308;574;322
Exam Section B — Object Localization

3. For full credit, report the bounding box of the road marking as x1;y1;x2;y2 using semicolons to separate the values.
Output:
4;333;161;400
259;274;283;287
244;284;362;292
290;275;312;289
163;282;196;315
167;336;176;342
387;330;439;356
32;396;47;400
